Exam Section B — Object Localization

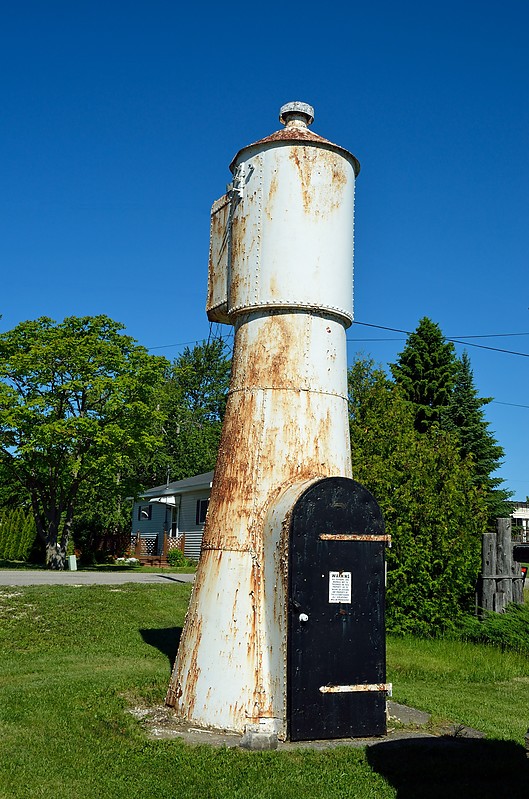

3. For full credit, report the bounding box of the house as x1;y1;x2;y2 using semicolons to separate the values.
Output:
511;501;529;542
131;471;213;561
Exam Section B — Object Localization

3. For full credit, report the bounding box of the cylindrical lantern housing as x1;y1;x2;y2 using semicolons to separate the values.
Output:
207;103;359;327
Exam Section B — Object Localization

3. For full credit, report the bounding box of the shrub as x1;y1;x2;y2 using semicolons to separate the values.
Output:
348;359;487;636
457;603;529;654
166;548;191;567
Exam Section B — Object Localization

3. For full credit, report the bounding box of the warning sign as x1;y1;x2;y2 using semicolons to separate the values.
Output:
329;571;352;603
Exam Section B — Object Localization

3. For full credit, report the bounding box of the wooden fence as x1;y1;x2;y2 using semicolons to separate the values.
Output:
477;518;525;614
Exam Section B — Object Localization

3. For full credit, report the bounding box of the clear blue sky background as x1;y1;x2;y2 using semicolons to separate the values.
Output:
1;1;528;497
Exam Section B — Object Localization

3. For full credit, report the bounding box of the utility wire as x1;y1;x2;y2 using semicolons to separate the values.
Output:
143;322;529;409
147;324;529;354
147;330;234;353
450;332;529;339
491;401;529;410
349;322;529;411
351;321;529;358
147;340;203;351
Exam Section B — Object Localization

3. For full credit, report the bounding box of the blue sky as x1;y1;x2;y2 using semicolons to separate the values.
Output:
1;1;528;497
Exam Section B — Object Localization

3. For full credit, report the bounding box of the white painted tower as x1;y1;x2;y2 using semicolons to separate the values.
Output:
166;102;360;740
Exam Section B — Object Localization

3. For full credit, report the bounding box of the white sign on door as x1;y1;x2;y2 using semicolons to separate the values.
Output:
329;571;352;603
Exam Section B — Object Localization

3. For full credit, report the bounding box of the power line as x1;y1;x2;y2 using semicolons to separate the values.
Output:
348;321;529;411
147;330;235;354
147;324;529;355
451;332;529;339
147;340;203;351
351;321;529;358
349;333;529;343
142;322;529;408
493;401;529;410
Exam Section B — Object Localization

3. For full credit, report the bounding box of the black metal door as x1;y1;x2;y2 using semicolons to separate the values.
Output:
288;477;388;741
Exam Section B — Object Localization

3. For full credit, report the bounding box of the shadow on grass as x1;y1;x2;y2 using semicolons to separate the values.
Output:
83;565;139;572
0;559;45;570
140;626;182;669
367;736;529;798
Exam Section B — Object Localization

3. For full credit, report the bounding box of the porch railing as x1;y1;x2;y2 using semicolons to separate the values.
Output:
130;531;185;559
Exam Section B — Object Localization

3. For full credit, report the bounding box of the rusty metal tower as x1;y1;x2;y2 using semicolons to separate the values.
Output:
166;102;389;743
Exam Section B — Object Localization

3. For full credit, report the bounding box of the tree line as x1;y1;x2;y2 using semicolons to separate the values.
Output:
0;314;511;632
0;315;230;569
350;317;511;634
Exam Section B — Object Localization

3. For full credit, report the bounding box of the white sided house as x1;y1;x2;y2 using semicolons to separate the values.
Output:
511;501;529;542
131;471;213;561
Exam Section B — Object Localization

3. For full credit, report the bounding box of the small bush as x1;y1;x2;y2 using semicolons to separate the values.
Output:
458;603;529;654
166;548;191;567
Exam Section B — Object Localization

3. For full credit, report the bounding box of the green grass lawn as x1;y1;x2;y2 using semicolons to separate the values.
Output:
388;635;529;740
0;584;528;799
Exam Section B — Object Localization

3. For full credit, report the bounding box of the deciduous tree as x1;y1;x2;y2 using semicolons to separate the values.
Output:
0;316;167;568
72;337;231;563
156;338;231;483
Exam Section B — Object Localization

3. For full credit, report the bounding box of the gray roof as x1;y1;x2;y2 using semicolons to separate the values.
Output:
141;471;214;499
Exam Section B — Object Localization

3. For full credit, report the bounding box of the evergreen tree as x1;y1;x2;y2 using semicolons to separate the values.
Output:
5;509;19;560
20;512;37;560
349;357;488;635
0;508;16;560
390;317;457;432
0;507;35;561
446;351;512;522
0;510;6;558
4;510;16;561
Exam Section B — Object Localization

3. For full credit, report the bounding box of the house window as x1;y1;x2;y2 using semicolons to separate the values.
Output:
196;499;209;525
138;505;152;521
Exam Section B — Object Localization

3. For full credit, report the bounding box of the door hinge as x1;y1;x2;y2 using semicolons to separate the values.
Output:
319;534;392;545
319;683;392;696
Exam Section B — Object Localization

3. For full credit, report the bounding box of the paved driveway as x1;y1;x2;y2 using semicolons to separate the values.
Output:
0;570;195;586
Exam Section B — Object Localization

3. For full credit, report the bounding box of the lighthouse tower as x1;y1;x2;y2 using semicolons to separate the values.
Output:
166;103;389;742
